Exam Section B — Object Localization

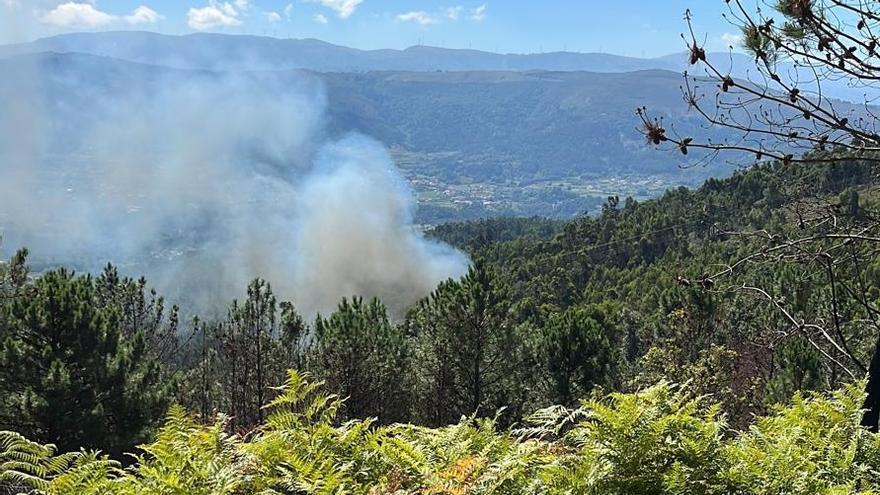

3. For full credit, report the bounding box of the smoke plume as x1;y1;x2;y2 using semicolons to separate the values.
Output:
0;54;469;317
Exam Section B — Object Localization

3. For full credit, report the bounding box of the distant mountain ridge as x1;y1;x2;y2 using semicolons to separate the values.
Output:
0;37;873;220
0;31;690;73
1;31;870;101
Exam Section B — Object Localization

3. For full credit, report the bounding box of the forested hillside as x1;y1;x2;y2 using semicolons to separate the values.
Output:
322;69;725;179
4;49;874;225
434;154;880;422
3;155;880;493
0;52;729;226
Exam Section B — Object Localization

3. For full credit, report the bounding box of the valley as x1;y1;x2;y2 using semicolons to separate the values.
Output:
3;4;880;491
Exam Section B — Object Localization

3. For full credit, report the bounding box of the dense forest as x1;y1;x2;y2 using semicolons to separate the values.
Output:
3;154;880;493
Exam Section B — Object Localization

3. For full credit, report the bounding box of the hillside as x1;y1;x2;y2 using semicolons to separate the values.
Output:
8;1;880;491
436;155;880;310
0;52;734;223
422;155;880;428
3;33;876;222
4;157;880;495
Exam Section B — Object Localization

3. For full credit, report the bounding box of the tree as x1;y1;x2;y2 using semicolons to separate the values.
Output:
279;300;309;372
535;304;619;406
640;2;880;165
310;297;410;423
203;279;295;431
0;245;27;300
94;264;179;364
765;336;824;405
641;0;880;431
172;280;310;429
408;261;529;425
0;268;171;455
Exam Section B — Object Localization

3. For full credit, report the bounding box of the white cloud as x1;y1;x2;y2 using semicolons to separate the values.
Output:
721;32;743;47
469;3;486;21
445;6;463;20
41;2;116;27
7;0;72;9
39;2;163;28
234;0;250;10
125;5;163;25
313;13;328;24
396;11;437;25
284;3;294;20
188;1;243;30
306;0;363;19
266;11;281;23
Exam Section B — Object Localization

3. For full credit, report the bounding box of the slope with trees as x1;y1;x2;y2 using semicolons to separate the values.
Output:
6;0;880;491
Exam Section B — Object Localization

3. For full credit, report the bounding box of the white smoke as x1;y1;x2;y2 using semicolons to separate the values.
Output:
0;55;469;317
292;136;469;316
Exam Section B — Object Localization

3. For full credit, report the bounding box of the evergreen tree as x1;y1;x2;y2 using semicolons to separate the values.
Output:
94;264;179;363
176;280;308;429
279;300;309;371
0;246;27;298
765;337;824;406
408;261;528;425
0;268;171;455
310;297;410;423
535;304;618;406
209;279;291;431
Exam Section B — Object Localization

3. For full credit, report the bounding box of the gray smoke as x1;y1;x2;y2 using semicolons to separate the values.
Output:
0;56;469;317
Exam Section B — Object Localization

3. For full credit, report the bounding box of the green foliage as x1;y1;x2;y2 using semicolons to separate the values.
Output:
0;268;172;456
175;279;308;431
765;336;824;405
725;383;880;494
3;372;880;494
428;217;564;254
0;247;28;297
120;405;253;494
311;297;410;423
742;24;777;62
537;383;728;495
0;431;81;492
4;144;880;494
407;262;531;425
442;158;880;425
533;304;619;406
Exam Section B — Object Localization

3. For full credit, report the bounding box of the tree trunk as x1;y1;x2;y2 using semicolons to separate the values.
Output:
861;335;880;432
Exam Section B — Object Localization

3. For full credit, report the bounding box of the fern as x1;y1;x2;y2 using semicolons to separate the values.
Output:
3;373;880;494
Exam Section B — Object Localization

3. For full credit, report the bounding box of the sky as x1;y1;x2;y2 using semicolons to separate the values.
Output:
0;1;743;57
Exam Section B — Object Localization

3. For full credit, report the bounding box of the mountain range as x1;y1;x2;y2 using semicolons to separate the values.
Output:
0;31;870;101
0;31;704;72
0;32;869;220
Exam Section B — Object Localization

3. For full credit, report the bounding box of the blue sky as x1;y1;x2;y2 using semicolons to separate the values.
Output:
1;1;742;57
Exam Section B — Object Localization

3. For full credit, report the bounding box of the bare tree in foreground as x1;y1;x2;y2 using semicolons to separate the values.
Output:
644;0;880;429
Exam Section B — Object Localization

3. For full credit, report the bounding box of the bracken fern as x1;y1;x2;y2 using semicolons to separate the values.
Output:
3;372;880;495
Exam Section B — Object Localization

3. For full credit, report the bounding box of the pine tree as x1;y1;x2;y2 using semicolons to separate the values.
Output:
94;264;179;362
535;304;618;406
310;297;410;423
0;268;171;456
209;279;290;431
408;261;528;425
766;337;824;406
